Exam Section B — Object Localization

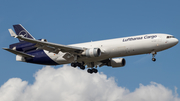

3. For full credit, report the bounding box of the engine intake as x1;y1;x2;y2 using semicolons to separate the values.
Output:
82;48;101;57
108;58;126;68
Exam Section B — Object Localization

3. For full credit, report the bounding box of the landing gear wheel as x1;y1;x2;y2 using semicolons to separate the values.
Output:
152;58;156;62
76;62;81;67
92;68;98;73
71;63;76;67
87;69;93;74
151;51;157;62
80;66;85;70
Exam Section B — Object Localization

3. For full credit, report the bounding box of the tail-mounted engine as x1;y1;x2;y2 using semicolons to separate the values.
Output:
108;58;126;67
82;48;101;57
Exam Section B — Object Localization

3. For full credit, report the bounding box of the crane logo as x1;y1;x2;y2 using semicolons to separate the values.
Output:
19;30;28;38
18;30;29;41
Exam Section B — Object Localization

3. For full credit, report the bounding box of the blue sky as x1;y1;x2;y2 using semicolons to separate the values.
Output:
0;1;180;100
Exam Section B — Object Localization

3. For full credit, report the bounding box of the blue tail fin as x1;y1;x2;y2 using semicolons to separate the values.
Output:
13;24;35;42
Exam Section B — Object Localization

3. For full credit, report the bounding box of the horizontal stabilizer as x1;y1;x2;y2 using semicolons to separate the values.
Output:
8;29;17;37
2;48;34;58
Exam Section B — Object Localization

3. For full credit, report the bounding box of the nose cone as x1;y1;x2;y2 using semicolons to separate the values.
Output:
174;38;179;45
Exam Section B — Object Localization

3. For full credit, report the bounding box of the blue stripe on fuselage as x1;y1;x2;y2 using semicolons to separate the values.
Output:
25;49;58;65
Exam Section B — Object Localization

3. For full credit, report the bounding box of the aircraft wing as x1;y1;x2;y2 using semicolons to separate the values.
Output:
9;29;85;54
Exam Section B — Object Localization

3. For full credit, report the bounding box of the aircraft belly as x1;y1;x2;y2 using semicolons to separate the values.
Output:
78;55;110;63
25;50;58;65
44;51;71;65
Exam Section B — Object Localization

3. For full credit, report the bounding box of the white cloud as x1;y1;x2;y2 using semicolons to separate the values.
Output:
0;65;179;101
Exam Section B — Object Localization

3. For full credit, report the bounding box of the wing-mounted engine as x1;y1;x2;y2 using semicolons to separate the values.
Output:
81;48;101;57
107;58;126;67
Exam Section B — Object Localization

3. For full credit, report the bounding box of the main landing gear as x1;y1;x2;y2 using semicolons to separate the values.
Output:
87;68;98;74
71;62;98;74
71;62;85;70
151;51;157;62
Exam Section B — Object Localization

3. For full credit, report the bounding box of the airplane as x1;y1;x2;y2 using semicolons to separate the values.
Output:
3;24;179;74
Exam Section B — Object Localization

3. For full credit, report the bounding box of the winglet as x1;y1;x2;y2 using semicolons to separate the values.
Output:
8;29;17;38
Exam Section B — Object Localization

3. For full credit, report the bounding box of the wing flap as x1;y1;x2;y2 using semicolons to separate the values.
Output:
3;48;34;58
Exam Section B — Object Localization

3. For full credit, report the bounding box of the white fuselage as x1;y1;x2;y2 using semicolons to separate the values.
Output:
44;33;178;65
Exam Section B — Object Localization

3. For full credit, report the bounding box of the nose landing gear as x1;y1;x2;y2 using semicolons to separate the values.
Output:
152;57;156;62
151;51;157;62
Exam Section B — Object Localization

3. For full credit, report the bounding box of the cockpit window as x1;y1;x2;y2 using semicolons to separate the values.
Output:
167;36;175;38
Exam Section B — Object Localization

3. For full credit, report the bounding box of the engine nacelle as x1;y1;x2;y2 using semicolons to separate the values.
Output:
108;58;126;68
82;48;101;57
